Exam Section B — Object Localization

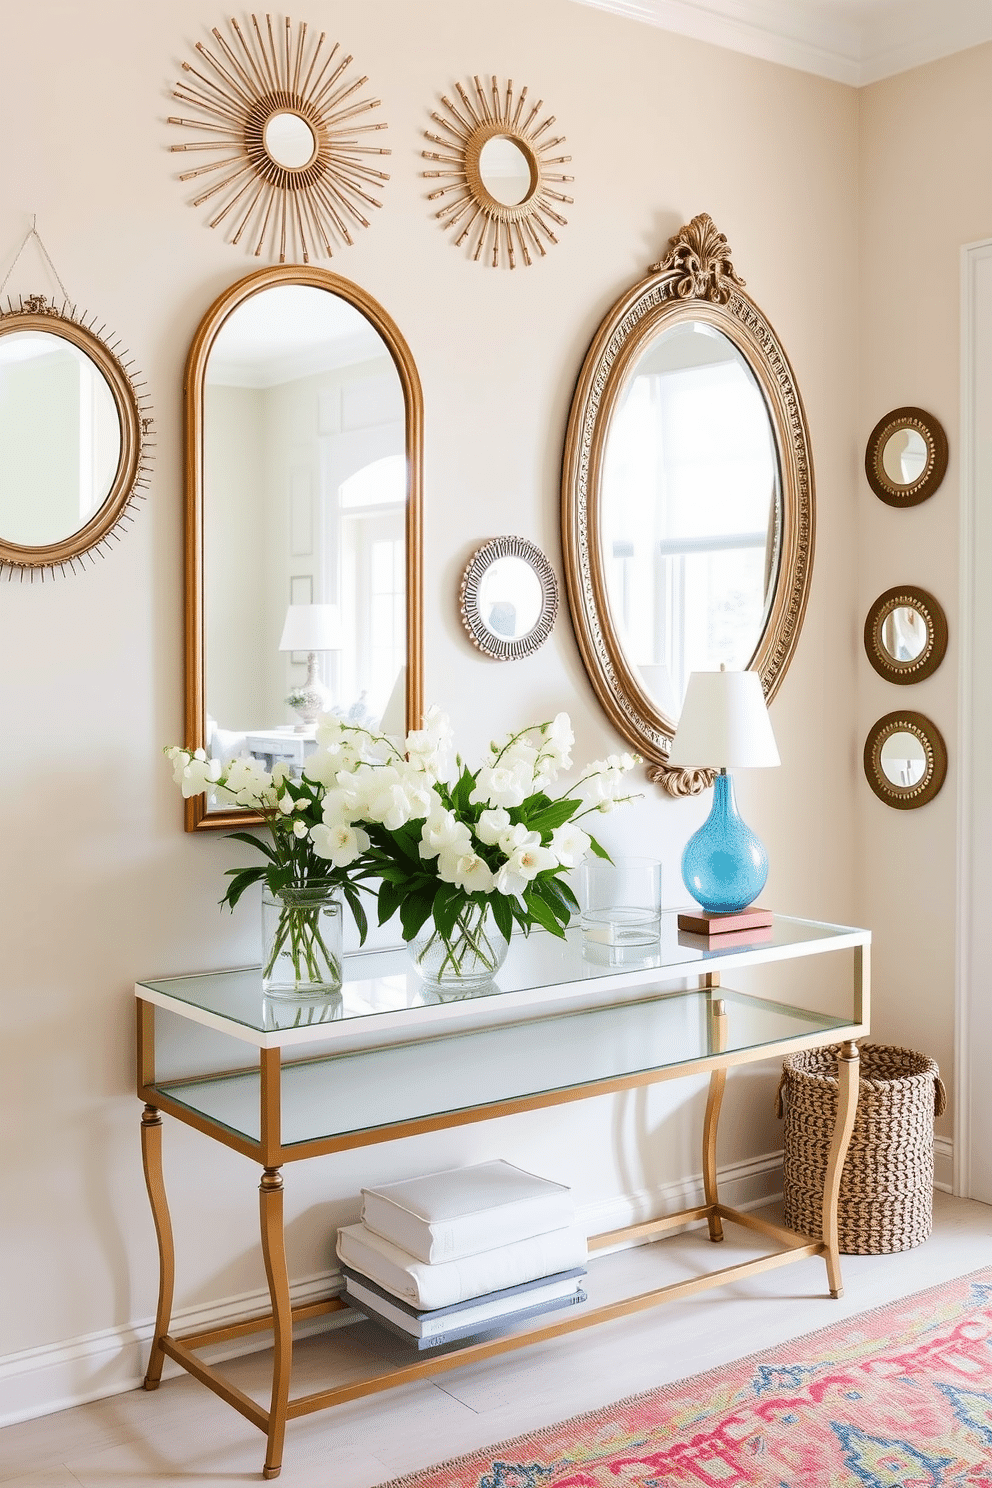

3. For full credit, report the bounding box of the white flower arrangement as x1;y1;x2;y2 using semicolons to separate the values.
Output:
166;708;640;974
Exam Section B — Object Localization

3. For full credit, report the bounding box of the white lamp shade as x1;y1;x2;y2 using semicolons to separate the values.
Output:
278;604;342;653
667;668;780;769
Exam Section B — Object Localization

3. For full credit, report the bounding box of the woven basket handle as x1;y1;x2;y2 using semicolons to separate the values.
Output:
934;1074;947;1118
774;1073;787;1119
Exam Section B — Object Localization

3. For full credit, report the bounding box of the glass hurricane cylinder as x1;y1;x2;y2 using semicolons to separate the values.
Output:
409;902;510;988
261;885;343;998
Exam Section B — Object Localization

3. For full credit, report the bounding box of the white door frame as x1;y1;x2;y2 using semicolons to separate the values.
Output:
956;237;992;1199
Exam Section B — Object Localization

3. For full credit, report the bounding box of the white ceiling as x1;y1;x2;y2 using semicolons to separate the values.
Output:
571;0;992;84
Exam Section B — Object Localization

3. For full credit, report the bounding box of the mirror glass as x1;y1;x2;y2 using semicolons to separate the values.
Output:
600;320;781;719
478;555;544;639
881;427;927;487
203;282;406;783
880;731;926;787
263;110;317;170
0;330;121;546
478;136;534;206
880;604;928;662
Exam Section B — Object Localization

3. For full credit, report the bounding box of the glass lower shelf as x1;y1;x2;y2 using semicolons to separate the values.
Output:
155;986;850;1150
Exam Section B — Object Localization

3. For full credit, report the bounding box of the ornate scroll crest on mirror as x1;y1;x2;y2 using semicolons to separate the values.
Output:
864;585;948;684
169;15;390;263
460;536;559;660
864;710;947;809
0;293;153;579
561;213;814;797
865;407;947;507
422;77;573;268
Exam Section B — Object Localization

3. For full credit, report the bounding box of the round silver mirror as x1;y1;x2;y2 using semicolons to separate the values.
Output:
460;536;559;660
881;428;927;488
478;135;535;206
263;110;318;171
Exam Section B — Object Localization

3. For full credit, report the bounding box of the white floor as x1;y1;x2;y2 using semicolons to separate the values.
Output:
2;1191;991;1488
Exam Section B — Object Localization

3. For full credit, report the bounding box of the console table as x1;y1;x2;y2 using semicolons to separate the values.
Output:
136;912;869;1478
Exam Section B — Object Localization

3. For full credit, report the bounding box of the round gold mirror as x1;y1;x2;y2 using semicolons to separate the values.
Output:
864;586;948;683
0;296;152;575
262;110;318;171
864;710;946;808
459;536;558;660
865;407;947;507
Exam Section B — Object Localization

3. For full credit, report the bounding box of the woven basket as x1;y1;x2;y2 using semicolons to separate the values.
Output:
775;1043;946;1255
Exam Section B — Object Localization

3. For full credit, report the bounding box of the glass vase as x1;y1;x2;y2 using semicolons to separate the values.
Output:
261;885;343;998
409;901;510;988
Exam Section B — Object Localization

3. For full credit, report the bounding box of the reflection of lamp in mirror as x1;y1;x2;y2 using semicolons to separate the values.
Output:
668;666;780;925
279;604;342;731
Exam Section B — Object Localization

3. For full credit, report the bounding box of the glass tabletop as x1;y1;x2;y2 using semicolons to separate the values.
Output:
136;912;866;1044
155;984;852;1150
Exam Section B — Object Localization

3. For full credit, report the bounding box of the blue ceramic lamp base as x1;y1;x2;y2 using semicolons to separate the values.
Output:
681;770;768;915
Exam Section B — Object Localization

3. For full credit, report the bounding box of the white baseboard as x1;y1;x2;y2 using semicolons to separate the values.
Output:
935;1136;954;1194
0;1149;785;1428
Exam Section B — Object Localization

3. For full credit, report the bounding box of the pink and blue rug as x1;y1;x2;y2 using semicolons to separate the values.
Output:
378;1267;992;1487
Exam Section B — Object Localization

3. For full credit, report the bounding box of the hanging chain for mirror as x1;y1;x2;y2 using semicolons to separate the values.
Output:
169;15;390;263
0;219;154;579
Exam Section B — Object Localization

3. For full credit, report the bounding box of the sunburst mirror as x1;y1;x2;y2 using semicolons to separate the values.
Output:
422;77;573;268
169;14;390;263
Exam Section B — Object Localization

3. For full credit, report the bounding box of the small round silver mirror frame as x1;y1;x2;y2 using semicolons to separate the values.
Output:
459;535;559;661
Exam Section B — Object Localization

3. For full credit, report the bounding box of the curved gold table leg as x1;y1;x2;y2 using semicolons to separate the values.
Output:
703;997;728;1242
141;1105;175;1390
260;1167;293;1480
822;1040;860;1299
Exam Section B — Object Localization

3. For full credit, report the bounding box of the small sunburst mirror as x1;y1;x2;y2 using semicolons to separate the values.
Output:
423;77;573;268
169;14;390;264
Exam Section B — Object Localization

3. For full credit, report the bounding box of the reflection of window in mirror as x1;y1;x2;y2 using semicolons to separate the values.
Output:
202;283;406;786
479;556;543;639
601;321;781;718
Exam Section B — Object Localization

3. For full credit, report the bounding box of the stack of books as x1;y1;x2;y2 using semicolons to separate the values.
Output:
336;1160;588;1351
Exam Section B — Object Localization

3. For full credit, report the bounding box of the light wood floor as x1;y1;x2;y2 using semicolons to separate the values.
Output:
3;1191;991;1488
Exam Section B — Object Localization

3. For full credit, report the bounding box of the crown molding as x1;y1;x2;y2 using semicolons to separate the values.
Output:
571;0;992;85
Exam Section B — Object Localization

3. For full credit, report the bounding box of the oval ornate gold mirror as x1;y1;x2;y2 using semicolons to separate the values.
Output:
864;710;947;809
865;407;947;507
183;265;423;832
864;585;948;683
0;295;152;576
561;214;814;795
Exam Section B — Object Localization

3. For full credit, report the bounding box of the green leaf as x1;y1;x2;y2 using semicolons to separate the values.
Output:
226;830;278;862
432;882;464;941
220;865;267;910
523;889;567;938
587;835;613;862
524;798;582;837
378;879;403;927
342;882;369;944
400;890;435;942
489;892;513;943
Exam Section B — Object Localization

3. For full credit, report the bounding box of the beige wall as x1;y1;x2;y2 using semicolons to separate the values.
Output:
0;0;861;1395
858;43;992;1131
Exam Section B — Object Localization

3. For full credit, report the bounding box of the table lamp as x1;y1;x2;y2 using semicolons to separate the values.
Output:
279;604;342;730
667;666;780;924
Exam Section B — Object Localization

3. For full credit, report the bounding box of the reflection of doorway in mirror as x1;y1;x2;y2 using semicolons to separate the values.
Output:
336;456;406;722
601;322;780;717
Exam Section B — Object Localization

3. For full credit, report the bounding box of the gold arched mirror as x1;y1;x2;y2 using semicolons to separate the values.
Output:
183;265;423;831
561;214;814;796
0;296;152;576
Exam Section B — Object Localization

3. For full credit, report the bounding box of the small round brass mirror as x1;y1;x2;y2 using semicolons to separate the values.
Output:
864;586;948;683
460;536;558;660
865;407;948;506
864;710;946;808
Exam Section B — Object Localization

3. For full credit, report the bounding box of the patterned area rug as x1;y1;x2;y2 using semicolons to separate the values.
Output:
376;1268;992;1488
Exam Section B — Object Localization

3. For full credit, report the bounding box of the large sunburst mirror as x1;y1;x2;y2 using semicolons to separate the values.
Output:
169;15;390;263
423;77;573;268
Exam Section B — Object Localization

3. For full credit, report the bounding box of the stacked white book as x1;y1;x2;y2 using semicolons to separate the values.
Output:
336;1160;588;1351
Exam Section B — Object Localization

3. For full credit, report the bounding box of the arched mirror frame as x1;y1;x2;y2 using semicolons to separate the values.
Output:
0;296;152;576
183;264;423;832
561;214;814;796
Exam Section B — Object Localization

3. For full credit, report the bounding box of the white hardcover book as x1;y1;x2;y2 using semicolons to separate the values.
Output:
344;1273;585;1339
361;1160;575;1264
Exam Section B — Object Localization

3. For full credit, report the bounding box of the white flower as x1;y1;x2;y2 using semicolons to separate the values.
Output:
405;705;453;777
176;753;223;798
475;807;511;846
470;762;530;809
420;808;472;861
496;820;533;855
576;752;641;810
311;822;370;867
495;838;558;896
292;819;309;838
550;823;590;867
221;754;273;807
450;851;496;894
